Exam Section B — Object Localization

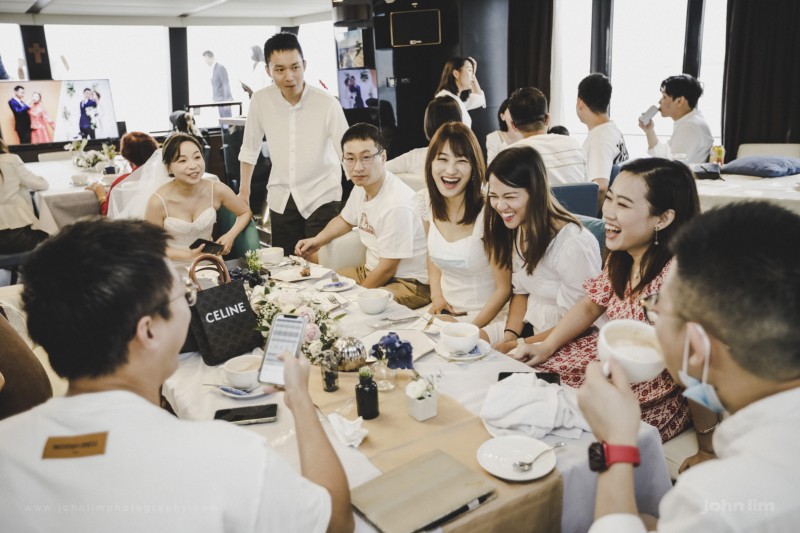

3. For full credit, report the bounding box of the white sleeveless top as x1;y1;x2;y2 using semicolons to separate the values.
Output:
154;180;216;251
418;189;495;311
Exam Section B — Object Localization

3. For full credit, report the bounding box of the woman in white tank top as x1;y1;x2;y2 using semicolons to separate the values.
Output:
417;122;511;329
144;134;251;263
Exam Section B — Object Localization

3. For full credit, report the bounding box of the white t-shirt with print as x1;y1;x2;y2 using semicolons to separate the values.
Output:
583;121;629;182
341;171;428;283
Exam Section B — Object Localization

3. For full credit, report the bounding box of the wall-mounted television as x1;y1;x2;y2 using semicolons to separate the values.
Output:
0;79;119;146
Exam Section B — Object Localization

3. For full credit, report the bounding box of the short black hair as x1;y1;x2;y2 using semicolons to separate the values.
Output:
341;122;385;152
507;87;548;133
671;202;800;381
547;125;570;136
661;74;704;109
13;85;24;92
578;73;612;114
264;32;304;64
21;219;173;380
202;50;214;58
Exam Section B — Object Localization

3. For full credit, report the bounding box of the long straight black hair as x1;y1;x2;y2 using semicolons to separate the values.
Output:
483;146;578;274
606;158;700;298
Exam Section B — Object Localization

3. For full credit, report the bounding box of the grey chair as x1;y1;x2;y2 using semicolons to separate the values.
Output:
551;182;599;217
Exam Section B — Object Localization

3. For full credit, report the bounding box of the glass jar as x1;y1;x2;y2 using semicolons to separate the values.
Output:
355;368;379;420
373;359;397;392
320;350;339;392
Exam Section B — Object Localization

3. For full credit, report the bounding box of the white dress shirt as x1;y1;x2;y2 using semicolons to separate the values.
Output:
648;109;714;164
238;84;349;218
589;387;800;532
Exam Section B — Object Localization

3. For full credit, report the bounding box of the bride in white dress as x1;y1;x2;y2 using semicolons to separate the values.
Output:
144;133;250;263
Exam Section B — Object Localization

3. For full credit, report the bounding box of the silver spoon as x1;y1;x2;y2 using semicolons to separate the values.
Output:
513;442;566;471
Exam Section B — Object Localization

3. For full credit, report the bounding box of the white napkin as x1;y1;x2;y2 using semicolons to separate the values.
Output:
480;373;590;440
327;413;368;448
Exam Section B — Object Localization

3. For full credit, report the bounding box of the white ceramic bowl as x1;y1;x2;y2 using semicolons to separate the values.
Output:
441;322;480;354
597;320;665;383
221;354;263;389
357;288;393;314
259;247;283;265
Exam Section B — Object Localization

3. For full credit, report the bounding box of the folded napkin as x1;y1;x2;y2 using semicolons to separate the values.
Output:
480;373;590;440
327;413;368;448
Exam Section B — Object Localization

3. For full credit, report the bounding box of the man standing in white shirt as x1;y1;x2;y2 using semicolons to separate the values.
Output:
238;32;349;258
577;73;629;209
0;218;354;533
578;202;800;533
640;74;713;164
506;87;589;185
296;124;430;309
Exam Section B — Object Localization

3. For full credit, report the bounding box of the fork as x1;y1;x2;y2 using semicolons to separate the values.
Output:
327;294;349;311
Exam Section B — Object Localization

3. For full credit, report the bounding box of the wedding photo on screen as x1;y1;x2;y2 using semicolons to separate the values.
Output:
0;79;119;146
338;69;377;110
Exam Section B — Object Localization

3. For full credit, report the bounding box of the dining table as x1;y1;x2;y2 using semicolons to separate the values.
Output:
695;172;800;215
162;267;673;533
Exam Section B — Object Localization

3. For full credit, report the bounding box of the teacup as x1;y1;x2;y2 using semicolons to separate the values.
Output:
597;320;665;383
357;289;393;314
221;354;263;389
441;322;479;354
71;174;88;186
259;247;283;265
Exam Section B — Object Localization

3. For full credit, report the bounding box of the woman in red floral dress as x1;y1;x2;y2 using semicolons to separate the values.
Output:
516;158;700;442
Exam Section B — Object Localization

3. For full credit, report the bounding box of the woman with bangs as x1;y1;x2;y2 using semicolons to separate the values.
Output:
416;122;510;329
516;157;706;444
485;146;602;355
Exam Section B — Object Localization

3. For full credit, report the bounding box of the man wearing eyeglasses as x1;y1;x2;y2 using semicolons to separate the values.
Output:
578;202;800;532
0;219;354;533
296;123;430;309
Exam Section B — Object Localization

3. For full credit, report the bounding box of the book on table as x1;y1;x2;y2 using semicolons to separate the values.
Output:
351;449;496;533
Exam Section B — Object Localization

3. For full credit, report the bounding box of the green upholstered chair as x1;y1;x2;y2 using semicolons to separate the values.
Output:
214;207;260;260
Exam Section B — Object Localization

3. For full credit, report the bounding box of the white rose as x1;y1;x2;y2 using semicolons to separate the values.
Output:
307;340;323;356
405;379;429;400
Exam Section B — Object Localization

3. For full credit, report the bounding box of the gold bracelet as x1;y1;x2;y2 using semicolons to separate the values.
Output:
696;415;722;435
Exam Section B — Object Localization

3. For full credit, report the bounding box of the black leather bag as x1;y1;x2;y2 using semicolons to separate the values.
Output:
187;254;263;366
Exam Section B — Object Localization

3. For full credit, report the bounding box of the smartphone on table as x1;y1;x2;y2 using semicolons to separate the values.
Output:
189;238;224;255
258;314;307;387
498;371;562;386
214;404;278;425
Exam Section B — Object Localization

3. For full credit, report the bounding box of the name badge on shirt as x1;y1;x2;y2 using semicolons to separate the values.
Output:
42;432;108;459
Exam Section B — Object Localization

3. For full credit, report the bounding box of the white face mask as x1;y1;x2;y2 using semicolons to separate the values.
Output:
678;323;727;414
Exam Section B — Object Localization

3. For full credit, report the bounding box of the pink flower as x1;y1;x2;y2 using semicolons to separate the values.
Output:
305;323;321;342
296;305;317;324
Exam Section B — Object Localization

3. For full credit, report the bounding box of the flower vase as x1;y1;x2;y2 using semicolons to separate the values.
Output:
407;390;438;422
373;360;397;392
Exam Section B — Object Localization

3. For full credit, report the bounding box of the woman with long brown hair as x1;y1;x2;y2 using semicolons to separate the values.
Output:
434;57;485;129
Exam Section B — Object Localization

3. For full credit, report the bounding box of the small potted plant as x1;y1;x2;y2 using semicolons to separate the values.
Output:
405;374;438;422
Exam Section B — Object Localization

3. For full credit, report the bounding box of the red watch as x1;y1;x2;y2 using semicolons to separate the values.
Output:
588;442;640;472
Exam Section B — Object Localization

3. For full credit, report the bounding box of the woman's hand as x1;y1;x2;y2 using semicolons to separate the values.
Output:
216;233;236;256
678;450;716;474
514;341;553;367
494;339;518;355
429;297;455;316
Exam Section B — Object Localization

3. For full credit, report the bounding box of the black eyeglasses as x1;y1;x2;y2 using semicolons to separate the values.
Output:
640;292;659;324
342;149;384;168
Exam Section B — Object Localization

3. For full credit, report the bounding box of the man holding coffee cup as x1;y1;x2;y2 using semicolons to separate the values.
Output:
296;123;430;309
579;202;800;531
0;219;354;533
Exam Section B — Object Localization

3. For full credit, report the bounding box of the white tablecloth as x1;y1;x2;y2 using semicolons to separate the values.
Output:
163;278;672;533
696;173;800;214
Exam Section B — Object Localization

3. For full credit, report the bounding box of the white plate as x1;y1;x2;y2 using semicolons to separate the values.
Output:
477;436;557;481
313;276;356;292
361;329;437;361
434;339;492;362
271;266;331;282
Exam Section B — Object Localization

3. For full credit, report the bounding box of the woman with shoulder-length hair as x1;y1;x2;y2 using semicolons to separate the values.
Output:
434;57;485;129
517;157;704;443
416;122;510;329
485;145;602;354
